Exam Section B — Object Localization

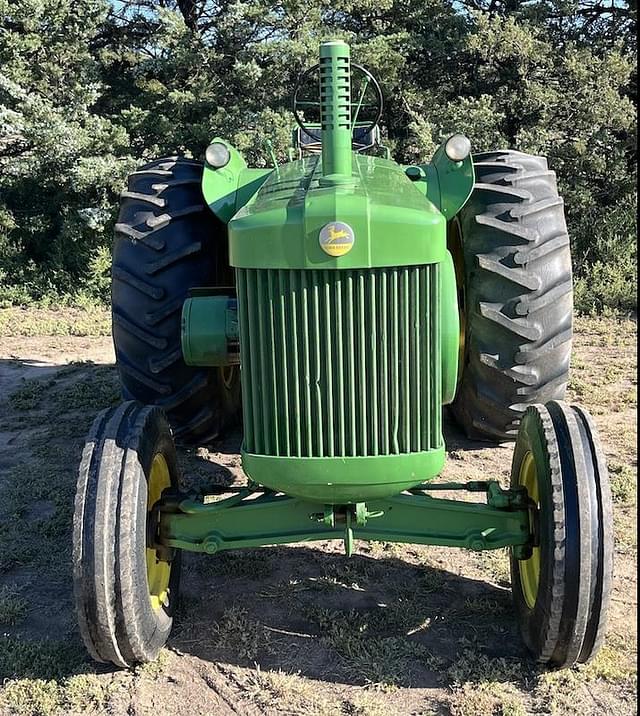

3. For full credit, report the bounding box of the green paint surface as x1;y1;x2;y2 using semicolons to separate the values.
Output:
158;486;531;555
228;154;446;270
242;448;446;503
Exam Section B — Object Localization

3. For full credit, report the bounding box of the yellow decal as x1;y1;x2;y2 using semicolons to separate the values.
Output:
319;222;355;257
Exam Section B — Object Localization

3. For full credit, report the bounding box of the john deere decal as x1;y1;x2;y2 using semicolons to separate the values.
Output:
319;221;355;257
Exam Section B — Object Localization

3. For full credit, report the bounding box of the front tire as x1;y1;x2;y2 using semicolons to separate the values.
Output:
450;150;573;441
73;402;181;667
510;401;613;668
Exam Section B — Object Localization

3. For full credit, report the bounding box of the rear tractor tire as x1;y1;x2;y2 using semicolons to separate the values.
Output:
73;402;181;667
450;150;573;441
112;156;241;445
510;401;613;668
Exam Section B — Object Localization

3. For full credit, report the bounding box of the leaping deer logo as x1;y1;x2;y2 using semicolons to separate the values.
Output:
327;225;349;243
319;222;355;256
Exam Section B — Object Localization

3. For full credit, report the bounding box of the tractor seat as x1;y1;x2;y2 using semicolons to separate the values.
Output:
294;124;380;155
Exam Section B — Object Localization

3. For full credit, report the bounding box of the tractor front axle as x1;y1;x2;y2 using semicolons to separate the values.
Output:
154;480;532;559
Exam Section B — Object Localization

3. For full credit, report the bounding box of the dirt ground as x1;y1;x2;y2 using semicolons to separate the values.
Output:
0;309;636;716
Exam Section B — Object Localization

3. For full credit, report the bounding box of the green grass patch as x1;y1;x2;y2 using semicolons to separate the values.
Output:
212;606;272;661
240;667;340;715
305;606;431;686
0;637;87;682
0;307;111;337
9;379;56;411
609;463;637;505
0;673;111;716
134;648;171;680
0;587;28;626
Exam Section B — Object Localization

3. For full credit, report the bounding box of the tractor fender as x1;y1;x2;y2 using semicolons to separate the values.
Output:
201;138;272;223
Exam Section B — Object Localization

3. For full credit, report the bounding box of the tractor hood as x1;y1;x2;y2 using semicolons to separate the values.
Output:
228;153;446;270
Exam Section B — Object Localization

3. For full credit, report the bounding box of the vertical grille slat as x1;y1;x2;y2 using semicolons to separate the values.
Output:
431;265;441;448
401;269;411;452
421;266;430;448
346;272;357;456
256;271;270;454
300;271;313;457
357;273;368;456
246;271;262;453
266;271;279;453
410;266;420;452
324;272;335;456
335;272;346;456
380;271;389;454
312;280;324;455
277;270;291;456
369;272;379;456
290;271;302;456
238;266;441;458
237;269;254;450
391;269;400;454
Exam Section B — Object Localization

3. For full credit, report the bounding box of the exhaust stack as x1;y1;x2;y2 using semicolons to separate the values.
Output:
319;40;352;182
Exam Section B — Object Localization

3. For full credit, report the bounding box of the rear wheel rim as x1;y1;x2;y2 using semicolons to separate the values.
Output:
518;451;541;609
146;453;172;611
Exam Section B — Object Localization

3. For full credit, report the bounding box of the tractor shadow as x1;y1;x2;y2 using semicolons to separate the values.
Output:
0;356;525;688
168;396;522;688
442;405;508;453
172;544;528;688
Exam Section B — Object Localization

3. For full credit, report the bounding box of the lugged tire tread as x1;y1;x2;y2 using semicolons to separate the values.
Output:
145;297;184;327
112;157;240;444
113;266;164;299
120;191;166;208
146;204;205;228
144;240;202;275
149;347;182;374
117;356;171;394
451;149;573;441
113;309;168;350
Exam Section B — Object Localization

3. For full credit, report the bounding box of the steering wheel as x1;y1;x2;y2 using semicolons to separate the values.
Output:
292;63;383;143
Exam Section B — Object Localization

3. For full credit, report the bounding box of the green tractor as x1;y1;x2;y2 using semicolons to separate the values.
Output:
73;41;613;670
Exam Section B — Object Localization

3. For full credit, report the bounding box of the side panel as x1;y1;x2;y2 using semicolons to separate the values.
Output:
440;250;460;404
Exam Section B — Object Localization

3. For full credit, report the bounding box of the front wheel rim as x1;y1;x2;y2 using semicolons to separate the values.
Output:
518;451;541;609
146;453;172;612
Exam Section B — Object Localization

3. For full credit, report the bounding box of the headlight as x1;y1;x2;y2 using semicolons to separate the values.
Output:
205;142;231;169
444;134;471;162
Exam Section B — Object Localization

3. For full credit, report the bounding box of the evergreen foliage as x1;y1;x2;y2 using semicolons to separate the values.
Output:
0;0;636;311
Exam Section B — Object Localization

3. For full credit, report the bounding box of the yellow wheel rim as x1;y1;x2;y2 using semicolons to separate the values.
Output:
518;451;541;609
146;453;172;612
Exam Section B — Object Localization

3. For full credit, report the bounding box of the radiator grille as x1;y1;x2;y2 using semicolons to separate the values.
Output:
237;266;441;458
